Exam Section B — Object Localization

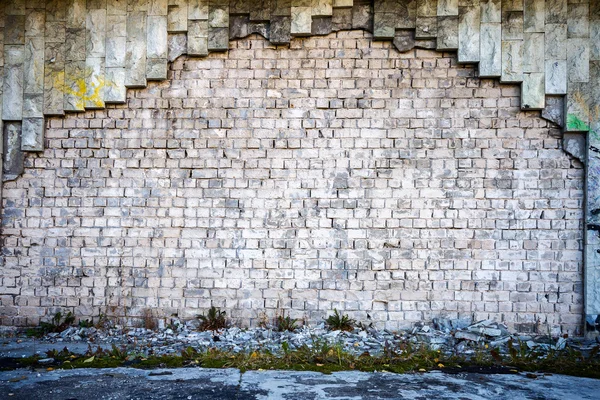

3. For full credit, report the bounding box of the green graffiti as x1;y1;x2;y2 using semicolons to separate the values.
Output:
567;114;590;131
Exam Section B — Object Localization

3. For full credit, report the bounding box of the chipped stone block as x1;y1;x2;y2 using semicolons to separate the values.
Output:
393;29;415;53
249;22;270;39
21;117;44;151
562;132;585;162
168;32;187;61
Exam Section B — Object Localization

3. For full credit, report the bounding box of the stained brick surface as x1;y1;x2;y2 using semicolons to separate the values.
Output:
0;32;585;334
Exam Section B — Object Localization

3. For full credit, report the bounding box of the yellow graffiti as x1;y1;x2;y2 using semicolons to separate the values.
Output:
52;66;116;109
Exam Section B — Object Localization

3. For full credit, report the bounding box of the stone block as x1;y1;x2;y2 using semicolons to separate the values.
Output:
45;21;66;43
501;11;523;40
189;0;209;19
522;32;543;73
147;58;168;80
104;67;126;103
3;122;24;181
545;60;567;95
86;8;106;58
480;0;501;23
373;13;395;39
523;0;543;33
567;3;589;39
67;0;86;29
21;117;44;151
168;33;187;62
65;28;86;62
63;60;86;111
500;40;523;82
43;41;65;115
250;1;272;21
521;72;544;110
168;0;188;32
5;15;25;45
188;20;209;55
209;3;229;28
311;16;332;35
208;27;229;51
567;38;589;83
458;5;480;63
149;0;168;16
270;16;291;44
436;16;458;50
147;15;168;59
291;6;312;35
479;23;501;76
415;16;437;39
393;29;415;53
125;11;147;88
331;7;352;30
437;0;458;16
107;0;127;15
25;9;45;37
23;92;43;118
24;37;44;94
2;45;24;120
85;57;105;109
352;0;372;30
312;0;332;17
546;0;566;24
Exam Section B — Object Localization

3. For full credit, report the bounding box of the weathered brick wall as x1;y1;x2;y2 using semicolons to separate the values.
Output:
0;32;585;334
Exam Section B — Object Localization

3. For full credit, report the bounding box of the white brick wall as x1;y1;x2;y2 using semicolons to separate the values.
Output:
0;32;585;334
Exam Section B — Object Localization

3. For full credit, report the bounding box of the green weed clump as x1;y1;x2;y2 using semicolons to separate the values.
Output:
198;306;228;331
275;314;299;332
26;311;76;338
325;309;355;332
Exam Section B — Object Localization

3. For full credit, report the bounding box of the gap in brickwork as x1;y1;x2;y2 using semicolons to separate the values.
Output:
0;32;585;335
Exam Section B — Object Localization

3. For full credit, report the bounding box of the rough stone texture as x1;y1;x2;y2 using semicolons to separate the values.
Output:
0;33;584;334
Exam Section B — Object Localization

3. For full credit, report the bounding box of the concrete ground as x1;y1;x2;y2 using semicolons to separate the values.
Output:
1;367;600;400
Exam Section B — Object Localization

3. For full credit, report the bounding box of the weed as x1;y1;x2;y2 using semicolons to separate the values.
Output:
142;309;157;331
78;319;94;328
275;313;299;332
198;306;228;331
26;311;76;337
325;309;355;332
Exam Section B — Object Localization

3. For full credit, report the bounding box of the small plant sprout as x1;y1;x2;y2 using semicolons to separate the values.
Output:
325;309;356;332
275;313;299;332
198;306;229;331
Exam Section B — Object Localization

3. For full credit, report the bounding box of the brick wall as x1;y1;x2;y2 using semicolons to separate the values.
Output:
0;32;585;334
